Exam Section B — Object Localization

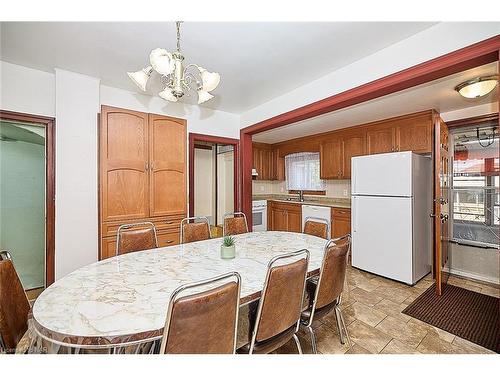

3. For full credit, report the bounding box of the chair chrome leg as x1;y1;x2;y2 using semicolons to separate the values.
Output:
292;333;303;354
334;306;346;345
338;308;352;348
307;326;318;354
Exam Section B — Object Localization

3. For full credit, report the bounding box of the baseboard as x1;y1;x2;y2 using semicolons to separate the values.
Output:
443;267;499;285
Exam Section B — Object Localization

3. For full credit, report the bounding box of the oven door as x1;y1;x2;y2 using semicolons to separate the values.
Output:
252;208;267;231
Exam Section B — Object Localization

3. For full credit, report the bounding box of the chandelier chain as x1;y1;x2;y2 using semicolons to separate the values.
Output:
176;21;182;53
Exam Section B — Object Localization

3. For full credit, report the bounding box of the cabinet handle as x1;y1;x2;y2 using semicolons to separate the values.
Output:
150;162;154;171
164;240;174;244
165;221;174;224
145;162;149;171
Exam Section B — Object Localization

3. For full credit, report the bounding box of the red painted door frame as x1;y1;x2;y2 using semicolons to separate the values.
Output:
188;132;240;219
240;35;500;227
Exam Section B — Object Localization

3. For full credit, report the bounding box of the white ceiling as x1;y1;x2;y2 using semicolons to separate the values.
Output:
0;22;437;113
253;62;499;143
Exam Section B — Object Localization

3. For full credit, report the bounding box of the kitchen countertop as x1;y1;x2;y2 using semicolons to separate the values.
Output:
252;194;350;209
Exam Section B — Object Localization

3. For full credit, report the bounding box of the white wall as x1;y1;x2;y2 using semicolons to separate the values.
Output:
100;85;240;139
0;61;55;117
441;102;499;122
1;60;241;279
55;69;100;279
241;23;500;127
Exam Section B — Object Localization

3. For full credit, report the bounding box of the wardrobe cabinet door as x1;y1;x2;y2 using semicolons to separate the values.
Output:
100;106;149;222
149;114;187;217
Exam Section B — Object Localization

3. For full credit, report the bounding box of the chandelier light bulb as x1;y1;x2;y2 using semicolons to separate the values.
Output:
198;90;214;104
159;89;178;102
199;67;221;92
150;48;174;75
127;66;153;91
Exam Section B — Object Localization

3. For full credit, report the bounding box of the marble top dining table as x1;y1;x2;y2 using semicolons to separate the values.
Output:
32;231;327;350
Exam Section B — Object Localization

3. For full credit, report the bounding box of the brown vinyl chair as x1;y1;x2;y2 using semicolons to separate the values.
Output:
0;251;31;353
300;234;351;353
159;272;241;354
180;216;211;244
116;222;158;256
223;212;249;236
303;216;330;240
237;249;310;354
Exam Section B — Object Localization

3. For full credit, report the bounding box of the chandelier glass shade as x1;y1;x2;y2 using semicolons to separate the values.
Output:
127;22;220;104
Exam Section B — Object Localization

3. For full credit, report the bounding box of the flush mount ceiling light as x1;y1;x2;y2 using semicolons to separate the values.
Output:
127;21;220;105
454;75;498;99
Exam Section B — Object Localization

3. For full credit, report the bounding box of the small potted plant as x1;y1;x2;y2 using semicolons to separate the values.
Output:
220;235;236;259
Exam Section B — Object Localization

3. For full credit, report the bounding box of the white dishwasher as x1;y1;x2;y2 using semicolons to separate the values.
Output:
301;205;331;232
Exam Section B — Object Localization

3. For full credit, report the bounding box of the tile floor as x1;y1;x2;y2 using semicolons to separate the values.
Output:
275;266;499;354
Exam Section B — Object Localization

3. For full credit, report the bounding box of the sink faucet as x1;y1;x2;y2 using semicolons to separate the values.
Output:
298;190;304;202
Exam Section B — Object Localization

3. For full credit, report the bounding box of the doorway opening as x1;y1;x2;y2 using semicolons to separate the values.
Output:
188;133;239;238
0;110;55;296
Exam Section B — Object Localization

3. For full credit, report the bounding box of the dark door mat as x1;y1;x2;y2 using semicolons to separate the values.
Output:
402;284;499;353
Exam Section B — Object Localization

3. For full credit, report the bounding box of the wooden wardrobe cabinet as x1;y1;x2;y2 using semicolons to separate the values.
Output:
99;106;187;260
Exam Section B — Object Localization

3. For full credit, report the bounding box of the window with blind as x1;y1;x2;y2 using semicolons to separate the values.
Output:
285;152;326;192
452;122;499;248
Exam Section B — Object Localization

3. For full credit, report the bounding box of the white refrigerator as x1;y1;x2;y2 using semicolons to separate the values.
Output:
351;151;432;285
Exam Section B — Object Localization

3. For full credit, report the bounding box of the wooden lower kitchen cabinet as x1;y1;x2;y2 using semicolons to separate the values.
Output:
267;201;302;232
331;207;351;239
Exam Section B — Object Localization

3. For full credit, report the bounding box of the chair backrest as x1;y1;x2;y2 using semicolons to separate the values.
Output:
180;216;211;244
303;216;330;239
313;234;350;310
223;212;249;236
252;249;309;344
0;252;30;351
116;222;158;256
160;272;241;354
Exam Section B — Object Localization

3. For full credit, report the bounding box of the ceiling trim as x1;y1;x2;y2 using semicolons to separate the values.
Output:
446;112;499;129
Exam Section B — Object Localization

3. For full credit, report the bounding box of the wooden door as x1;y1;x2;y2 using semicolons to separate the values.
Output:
100;106;149;222
271;207;288;231
366;125;396;154
397;121;432;154
149;114;187;217
320;137;342;179
341;132;365;179
433;116;451;295
287;210;302;233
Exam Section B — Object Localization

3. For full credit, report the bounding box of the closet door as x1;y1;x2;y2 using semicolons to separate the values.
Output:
100;106;149;222
149;114;187;217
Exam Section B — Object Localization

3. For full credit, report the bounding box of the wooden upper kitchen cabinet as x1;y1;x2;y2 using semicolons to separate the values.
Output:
253;142;284;181
320;136;342;179
99;106;187;260
366;111;434;155
366;123;396;155
340;130;365;179
320;130;365;180
395;112;433;153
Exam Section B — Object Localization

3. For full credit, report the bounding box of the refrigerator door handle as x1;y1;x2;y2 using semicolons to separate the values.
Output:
352;197;357;233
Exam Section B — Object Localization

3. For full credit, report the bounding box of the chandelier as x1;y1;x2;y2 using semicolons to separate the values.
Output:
127;21;220;104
